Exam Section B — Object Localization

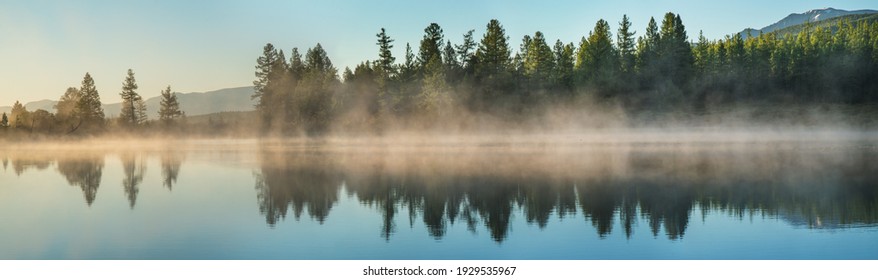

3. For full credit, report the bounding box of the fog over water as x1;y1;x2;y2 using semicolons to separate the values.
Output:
1;128;876;259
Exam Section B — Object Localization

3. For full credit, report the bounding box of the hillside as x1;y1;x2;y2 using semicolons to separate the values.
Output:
740;7;877;38
769;13;878;37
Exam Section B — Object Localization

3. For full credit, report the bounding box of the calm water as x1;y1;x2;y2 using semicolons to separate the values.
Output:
1;136;877;259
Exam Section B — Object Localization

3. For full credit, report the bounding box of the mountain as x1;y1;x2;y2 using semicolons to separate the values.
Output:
0;86;256;119
739;7;878;38
110;86;256;119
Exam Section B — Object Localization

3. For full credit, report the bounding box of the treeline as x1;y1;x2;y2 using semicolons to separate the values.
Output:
4;12;877;138
253;12;878;135
0;70;185;137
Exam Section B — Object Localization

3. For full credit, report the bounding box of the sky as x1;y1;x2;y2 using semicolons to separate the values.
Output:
1;0;876;107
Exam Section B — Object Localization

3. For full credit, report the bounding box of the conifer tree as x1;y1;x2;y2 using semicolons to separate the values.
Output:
119;69;143;126
456;29;478;71
617;14;637;74
76;73;105;129
376;28;396;75
418;23;445;71
577;19;618;94
158;86;183;125
522;31;555;88
474;19;513;104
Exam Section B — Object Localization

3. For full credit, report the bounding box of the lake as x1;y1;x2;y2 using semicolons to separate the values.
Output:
1;132;877;259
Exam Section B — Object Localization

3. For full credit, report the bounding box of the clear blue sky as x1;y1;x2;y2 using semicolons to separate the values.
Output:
1;0;875;107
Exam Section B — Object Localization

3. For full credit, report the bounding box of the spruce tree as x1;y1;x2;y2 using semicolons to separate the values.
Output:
523;31;555;88
1;112;8;128
77;72;105;127
553;40;575;91
475;19;512;77
298;43;338;134
418;23;444;71
577;19;618;94
375;28;396;75
474;19;512;104
617;14;636;74
119;69;143;126
158;86;183;125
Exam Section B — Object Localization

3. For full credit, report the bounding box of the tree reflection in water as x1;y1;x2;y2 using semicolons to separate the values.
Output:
254;151;342;226
253;143;878;242
120;153;146;209
3;142;876;243
56;155;105;206
160;151;183;191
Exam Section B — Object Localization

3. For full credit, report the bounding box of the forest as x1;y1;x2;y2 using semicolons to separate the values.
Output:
3;12;878;137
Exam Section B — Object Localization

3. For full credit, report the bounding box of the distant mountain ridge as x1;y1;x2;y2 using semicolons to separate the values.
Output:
740;7;878;38
0;86;256;119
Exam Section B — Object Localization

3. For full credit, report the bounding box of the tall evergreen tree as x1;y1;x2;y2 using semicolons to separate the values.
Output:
522;31;555;88
475;19;512;77
553;40;575;92
577;19;618;95
394;43;419;115
76;72;105;129
474;19;513;105
252;43;289;129
119;69;143;126
376;28;396;75
456;29;478;71
374;30;395;117
617;14;637;74
418;23;445;71
0;112;7;128
657;13;693;87
637;17;660;72
297;43;338;134
443;41;459;74
158;85;183;125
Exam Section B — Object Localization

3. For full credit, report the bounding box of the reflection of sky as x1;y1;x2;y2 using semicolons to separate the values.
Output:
1;152;877;260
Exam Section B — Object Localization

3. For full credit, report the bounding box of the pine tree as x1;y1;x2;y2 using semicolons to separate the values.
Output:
443;41;459;74
1;112;8;128
553;40;575;92
474;19;513;104
394;43;419;115
617;14;636;74
135;99;147;125
657;13;693;87
455;29;477;71
253;43;294;131
636;17;660;89
522;31;555;88
375;28;396;75
158;86;183;125
475;19;512;77
298;43;338;134
76;73;105;129
418;23;444;71
577;19;618;94
119;69;143;126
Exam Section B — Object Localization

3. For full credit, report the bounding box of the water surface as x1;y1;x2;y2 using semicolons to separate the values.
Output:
1;135;877;259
